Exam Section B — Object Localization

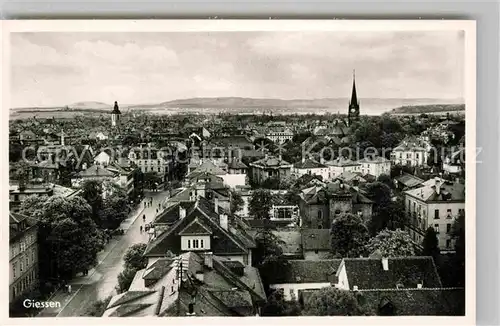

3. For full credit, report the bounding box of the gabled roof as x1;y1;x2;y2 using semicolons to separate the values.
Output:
325;158;361;167
358;156;391;164
339;256;443;290
405;178;465;202
77;164;116;178
178;218;213;236
145;197;254;257
395;173;424;188
356;288;465;316
301;229;331;251
294;158;327;169
249;155;292;168
227;160;248;170
189;160;227;176
267;259;342;284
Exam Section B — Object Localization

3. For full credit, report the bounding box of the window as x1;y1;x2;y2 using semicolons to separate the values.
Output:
434;224;440;233
31;249;35;262
314;250;319;254
413;202;416;213
187;240;191;249
407;153;411;159
20;260;24;272
458;208;465;216
318;210;323;220
13;262;17;278
200;239;204;249
193;240;199;249
434;209;440;219
416;153;419;159
447;209;452;218
26;256;29;267
446;239;451;248
446;224;452;233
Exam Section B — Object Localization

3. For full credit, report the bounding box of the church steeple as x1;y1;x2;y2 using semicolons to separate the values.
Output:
111;101;121;127
348;70;360;125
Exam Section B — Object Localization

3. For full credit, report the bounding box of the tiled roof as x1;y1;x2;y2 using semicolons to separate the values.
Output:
358;156;391;164
301;229;331;251
294;158;327;169
250;155;292;168
273;230;302;256
395;173;424;188
357;288;465;316
108;303;152;317
189;160;227;176
77;165;116;177
143;259;174;281
325;158;361;167
405;178;465;202
341;257;443;290
227;160;248;169
145;197;254;257
336;171;367;183
267;259;342;284
178;218;213;235
108;291;156;309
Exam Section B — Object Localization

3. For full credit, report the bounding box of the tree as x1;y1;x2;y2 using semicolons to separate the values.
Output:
261;288;301;316
376;174;393;189
302;287;367;316
80;180;104;226
330;213;370;258
450;213;465;287
368;198;406;236
21;196;105;281
364;229;419;257
229;189;244;215
422;227;440;262
249;189;274;220
252;225;289;292
123;243;148;271
116;243;148;293
365;181;392;208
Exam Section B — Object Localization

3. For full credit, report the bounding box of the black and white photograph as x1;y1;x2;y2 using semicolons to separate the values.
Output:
3;20;475;321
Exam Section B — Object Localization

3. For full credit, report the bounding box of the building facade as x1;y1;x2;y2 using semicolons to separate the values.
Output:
10;212;38;304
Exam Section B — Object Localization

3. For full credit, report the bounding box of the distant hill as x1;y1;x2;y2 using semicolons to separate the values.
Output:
68;101;112;110
389;104;465;115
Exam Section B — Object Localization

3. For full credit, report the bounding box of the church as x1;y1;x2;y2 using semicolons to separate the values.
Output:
347;70;361;125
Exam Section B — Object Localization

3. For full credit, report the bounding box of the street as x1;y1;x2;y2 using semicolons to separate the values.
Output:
37;191;167;317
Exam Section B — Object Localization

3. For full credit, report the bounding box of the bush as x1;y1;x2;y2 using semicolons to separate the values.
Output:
84;296;112;316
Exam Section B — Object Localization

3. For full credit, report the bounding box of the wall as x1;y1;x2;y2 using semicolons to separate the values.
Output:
426;202;465;251
221;174;246;188
299;201;329;229
180;235;211;251
269;283;332;301
9;227;38;303
352;203;373;224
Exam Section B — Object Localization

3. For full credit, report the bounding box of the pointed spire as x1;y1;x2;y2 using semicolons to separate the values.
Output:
350;69;358;106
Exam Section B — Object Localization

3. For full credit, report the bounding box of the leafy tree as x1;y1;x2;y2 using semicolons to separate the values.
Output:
80;180;104;225
229;189;244;215
330;213;370;258
422;227;440;262
249;189;274;220
376;173;393;189
365;181;392;208
261;288;301;316
116;267;137;294
368;198;406;236
123;243;148;271
22;196;105;281
364;229;419;257
252;225;289;292
116;243;148;293
84;296;112;317
302;287;367;316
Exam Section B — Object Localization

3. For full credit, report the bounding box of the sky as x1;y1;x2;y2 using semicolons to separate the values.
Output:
10;31;465;108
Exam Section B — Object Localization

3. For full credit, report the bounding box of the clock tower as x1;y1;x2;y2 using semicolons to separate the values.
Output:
348;70;360;125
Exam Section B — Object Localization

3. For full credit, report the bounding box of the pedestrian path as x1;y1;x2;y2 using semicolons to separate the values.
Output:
37;199;148;317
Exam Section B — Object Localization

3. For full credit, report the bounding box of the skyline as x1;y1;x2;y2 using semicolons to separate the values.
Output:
11;31;465;108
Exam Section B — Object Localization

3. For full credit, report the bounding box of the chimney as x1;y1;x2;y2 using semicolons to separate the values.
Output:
382;257;389;271
435;179;441;195
179;205;186;219
204;252;213;269
220;214;228;230
214;197;219;213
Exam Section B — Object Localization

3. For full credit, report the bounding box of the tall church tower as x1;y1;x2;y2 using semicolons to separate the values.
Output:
111;101;121;127
348;70;360;125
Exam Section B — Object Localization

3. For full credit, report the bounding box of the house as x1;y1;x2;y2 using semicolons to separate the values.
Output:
9;183;54;212
128;146;172;181
267;259;342;301
95;132;109;141
94;151;112;166
106;160;136;196
335;171;368;186
72;164;116;187
335;256;442;291
391;137;431;167
225;159;248;188
292;158;329;181
358;156;391;178
10;212;38;304
298;181;373;229
300;287;465;316
301;229;332;260
265;128;293;144
249;155;293;185
145;197;256;266
404;177;465;251
103;252;266;316
394;173;424;191
442;147;465;175
324;158;362;179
